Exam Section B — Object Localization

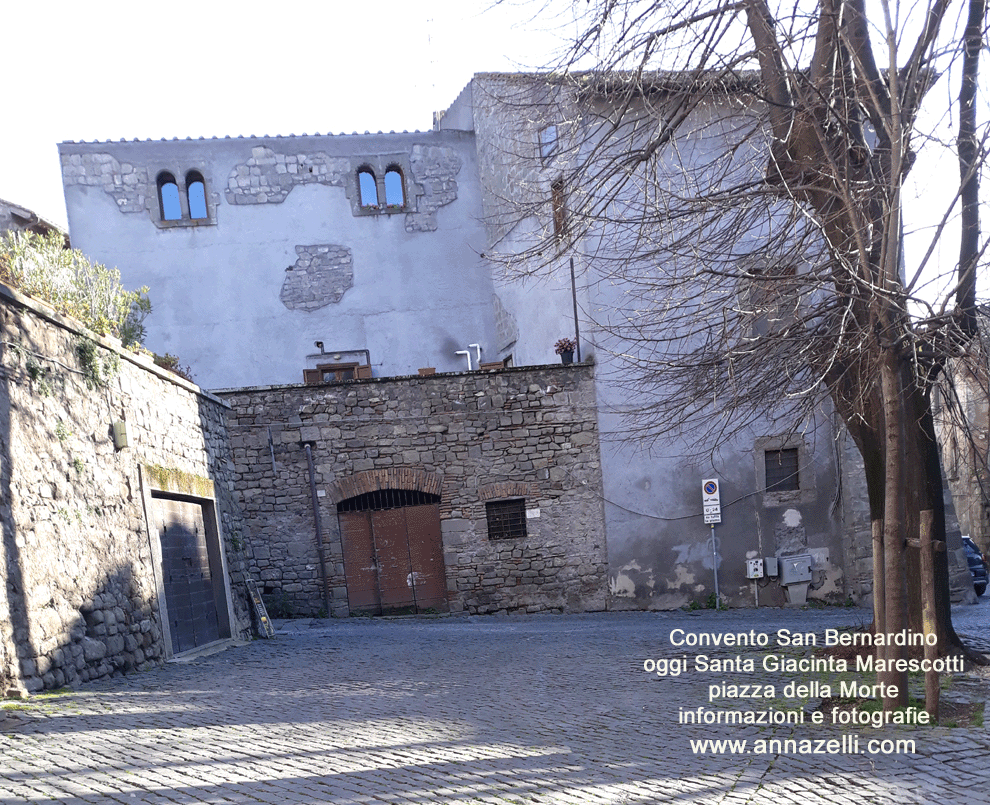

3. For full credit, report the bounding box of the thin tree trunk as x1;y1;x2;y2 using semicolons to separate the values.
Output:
881;353;909;709
919;509;939;719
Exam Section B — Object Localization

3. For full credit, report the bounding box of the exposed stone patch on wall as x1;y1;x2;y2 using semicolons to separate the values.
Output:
279;245;353;312
60;153;149;214
216;365;608;617
225;147;349;205
405;144;462;232
59;153;221;224
0;285;251;694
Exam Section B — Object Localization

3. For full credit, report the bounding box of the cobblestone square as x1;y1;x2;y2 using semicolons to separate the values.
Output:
2;605;989;804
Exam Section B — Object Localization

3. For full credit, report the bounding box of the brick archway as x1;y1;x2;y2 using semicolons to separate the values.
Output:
327;468;443;505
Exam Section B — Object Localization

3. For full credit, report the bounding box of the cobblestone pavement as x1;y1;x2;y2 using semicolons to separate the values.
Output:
2;601;990;805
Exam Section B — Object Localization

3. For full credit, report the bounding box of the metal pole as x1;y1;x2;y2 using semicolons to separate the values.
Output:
570;257;581;362
305;444;333;618
404;515;419;613
710;525;720;607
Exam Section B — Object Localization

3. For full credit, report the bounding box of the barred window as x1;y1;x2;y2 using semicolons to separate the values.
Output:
486;499;527;540
765;448;799;493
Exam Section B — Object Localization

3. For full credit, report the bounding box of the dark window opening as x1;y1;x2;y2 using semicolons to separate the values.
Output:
338;489;441;512
303;363;372;384
384;167;405;207
157;172;181;220
322;363;356;382
551;179;567;239
186;171;208;219
765;448;799;493
358;168;378;207
486;499;527;540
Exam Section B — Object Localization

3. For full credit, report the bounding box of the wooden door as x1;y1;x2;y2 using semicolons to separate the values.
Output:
338;501;448;615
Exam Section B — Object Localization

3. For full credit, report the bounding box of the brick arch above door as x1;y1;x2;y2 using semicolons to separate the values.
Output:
327;468;443;505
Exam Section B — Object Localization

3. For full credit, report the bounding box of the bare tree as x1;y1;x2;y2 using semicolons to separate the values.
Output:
487;0;989;708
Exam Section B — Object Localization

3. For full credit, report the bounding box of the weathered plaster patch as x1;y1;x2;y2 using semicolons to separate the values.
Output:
774;508;808;554
279;245;353;312
783;508;803;528
225;147;349;204
609;573;637;597
807;547;844;598
672;539;721;570
666;563;698;589
405;144;462;232
609;560;656;598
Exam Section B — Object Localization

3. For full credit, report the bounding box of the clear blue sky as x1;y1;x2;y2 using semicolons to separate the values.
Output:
1;1;569;229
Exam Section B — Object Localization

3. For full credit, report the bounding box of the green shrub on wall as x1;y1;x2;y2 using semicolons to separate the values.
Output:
0;230;150;346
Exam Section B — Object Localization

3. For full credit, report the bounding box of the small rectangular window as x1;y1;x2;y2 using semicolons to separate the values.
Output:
765;448;799;492
486;499;527;540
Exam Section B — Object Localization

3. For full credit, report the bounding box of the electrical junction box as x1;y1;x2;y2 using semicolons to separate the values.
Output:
764;557;779;577
779;554;813;585
746;558;764;579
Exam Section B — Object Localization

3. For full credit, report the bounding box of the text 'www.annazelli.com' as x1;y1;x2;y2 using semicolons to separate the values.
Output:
689;736;916;755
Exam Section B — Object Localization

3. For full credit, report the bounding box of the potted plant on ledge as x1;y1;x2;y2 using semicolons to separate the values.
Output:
554;337;576;365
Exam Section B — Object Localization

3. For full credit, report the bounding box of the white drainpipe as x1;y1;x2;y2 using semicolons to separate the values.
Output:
455;350;473;371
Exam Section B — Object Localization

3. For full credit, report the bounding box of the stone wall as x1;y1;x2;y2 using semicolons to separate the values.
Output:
216;364;608;617
0;285;251;695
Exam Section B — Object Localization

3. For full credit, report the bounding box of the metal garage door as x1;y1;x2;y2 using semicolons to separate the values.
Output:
338;491;448;615
153;497;221;654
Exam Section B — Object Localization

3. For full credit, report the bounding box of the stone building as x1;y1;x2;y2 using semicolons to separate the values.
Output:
0;284;252;695
215;364;608;617
56;72;934;613
936;310;990;557
0;197;66;241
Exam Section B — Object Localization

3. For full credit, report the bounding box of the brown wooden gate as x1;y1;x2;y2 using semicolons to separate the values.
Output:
152;497;222;654
338;493;447;615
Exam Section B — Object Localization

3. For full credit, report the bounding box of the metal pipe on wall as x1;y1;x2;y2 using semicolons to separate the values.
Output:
305;444;333;618
570;257;582;362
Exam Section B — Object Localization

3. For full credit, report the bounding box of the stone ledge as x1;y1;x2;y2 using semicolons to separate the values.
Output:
211;360;594;395
0;282;228;408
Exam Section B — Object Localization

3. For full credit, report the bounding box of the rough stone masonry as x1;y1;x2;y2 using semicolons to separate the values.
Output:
216;363;609;617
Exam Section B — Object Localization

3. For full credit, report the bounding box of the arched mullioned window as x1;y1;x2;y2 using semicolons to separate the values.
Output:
384;166;405;207
357;168;378;207
186;170;207;219
157;172;181;220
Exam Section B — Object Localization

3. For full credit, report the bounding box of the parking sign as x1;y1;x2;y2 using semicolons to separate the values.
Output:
702;478;721;523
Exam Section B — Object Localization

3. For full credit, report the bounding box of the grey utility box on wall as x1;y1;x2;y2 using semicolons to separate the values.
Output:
779;554;813;585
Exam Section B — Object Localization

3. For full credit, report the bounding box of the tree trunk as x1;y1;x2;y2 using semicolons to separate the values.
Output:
880;352;909;709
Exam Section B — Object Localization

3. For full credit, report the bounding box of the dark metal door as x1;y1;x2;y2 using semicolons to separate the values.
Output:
338;501;447;615
155;498;220;654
